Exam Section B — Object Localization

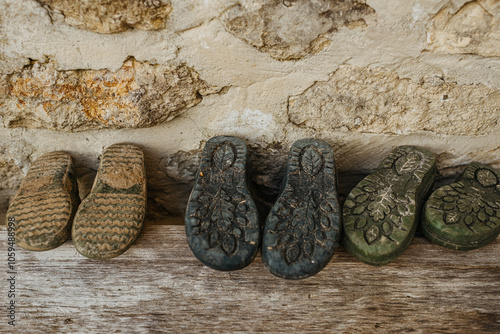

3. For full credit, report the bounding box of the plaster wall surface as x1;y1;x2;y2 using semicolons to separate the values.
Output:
0;0;499;222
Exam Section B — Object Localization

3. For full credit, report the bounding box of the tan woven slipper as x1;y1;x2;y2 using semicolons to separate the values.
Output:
72;143;146;260
7;152;80;251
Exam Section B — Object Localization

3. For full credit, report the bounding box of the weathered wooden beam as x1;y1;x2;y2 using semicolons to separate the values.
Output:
2;225;499;333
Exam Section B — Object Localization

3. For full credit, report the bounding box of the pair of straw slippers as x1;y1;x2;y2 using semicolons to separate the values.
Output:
7;144;146;260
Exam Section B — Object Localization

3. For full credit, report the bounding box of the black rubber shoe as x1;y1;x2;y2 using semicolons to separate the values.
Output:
262;139;341;279
185;136;260;271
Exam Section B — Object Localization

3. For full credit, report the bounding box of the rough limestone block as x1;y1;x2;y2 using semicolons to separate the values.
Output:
0;0;499;223
221;0;375;60
37;0;173;34
288;65;500;136
427;0;500;57
1;59;218;131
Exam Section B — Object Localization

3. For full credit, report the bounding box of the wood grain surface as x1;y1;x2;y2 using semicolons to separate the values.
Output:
1;224;499;333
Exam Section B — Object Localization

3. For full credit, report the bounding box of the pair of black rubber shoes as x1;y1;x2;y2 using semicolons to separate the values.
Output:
185;136;341;279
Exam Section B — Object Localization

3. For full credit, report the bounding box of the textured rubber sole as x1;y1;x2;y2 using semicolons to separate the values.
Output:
342;146;436;266
7;152;80;251
262;139;340;279
421;221;499;251
185;136;260;271
72;143;146;260
422;162;500;251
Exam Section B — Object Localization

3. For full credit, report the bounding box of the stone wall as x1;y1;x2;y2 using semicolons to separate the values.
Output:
1;0;499;223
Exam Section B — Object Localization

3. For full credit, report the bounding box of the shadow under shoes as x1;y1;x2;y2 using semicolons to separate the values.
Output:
72;143;147;260
262;139;341;279
7;152;80;251
185;136;260;271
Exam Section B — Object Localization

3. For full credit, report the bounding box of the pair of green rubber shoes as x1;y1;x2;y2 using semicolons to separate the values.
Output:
343;147;500;265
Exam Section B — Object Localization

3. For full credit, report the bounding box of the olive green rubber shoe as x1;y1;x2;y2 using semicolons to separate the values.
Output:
422;163;500;250
7;152;80;251
342;146;436;265
72;143;146;260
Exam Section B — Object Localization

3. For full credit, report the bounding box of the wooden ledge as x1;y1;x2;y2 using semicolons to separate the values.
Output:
2;225;499;333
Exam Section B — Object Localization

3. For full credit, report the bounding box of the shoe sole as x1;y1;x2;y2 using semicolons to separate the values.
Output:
7;152;79;251
422;162;500;250
72;143;146;260
185;136;260;271
342;146;436;265
262;139;341;279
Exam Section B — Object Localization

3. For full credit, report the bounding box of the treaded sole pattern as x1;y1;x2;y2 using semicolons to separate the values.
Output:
185;136;260;271
262;139;340;279
72;143;146;260
422;162;500;251
342;146;436;266
7;151;79;251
